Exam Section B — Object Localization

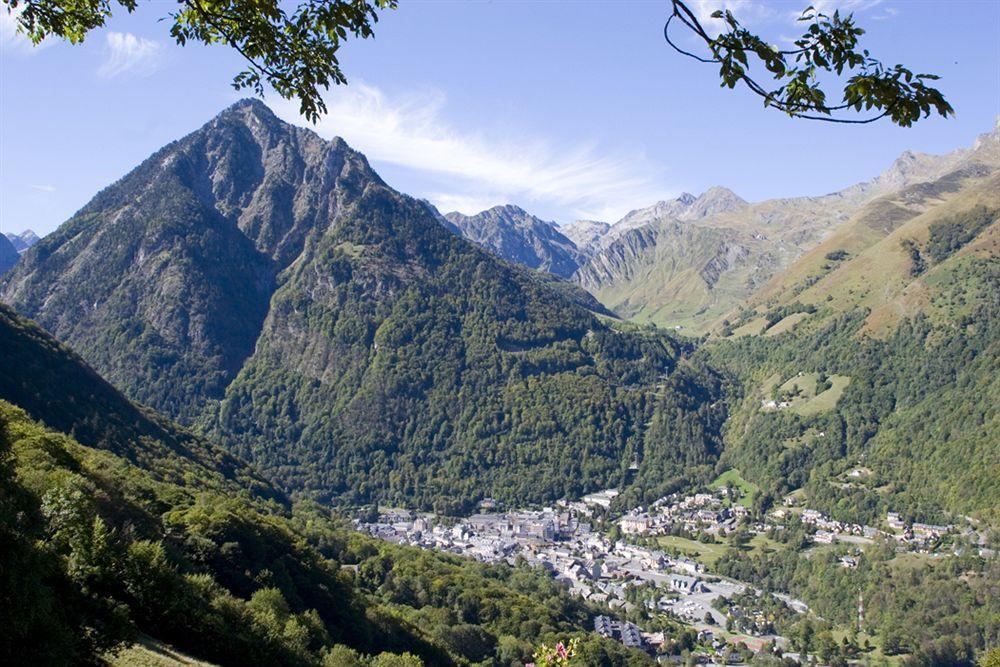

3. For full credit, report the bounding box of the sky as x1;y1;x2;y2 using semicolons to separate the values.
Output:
1;0;998;236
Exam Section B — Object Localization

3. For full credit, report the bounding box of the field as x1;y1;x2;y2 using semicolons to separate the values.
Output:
793;374;851;416
710;468;759;507
657;535;729;567
764;311;811;336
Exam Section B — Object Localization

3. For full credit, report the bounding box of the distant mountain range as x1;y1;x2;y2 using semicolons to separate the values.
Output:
444;204;584;278
0;100;996;520
442;123;999;334
4;229;41;253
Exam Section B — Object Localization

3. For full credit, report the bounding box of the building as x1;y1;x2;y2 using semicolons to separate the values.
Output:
668;574;702;594
620;515;651;535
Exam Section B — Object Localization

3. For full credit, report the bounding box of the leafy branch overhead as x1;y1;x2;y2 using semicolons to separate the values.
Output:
3;0;396;122
665;0;954;125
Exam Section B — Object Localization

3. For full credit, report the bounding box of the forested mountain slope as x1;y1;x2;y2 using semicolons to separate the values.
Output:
0;100;725;512
0;302;274;498
0;300;648;666
700;128;1000;525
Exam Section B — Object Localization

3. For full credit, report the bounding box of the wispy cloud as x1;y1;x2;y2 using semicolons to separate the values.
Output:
272;83;670;221
98;32;162;78
30;184;56;193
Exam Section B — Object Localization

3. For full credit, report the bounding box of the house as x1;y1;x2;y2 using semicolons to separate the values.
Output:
913;523;951;538
813;530;835;544
668;574;702;594
594;615;615;638
621;622;643;648
620;515;651;535
887;512;906;530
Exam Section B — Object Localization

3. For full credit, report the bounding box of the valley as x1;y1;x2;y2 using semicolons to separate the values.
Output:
0;102;996;667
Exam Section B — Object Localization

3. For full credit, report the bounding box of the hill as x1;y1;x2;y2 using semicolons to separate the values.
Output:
697;125;1000;525
1;100;725;512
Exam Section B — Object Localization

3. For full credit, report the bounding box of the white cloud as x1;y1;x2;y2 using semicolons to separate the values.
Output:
98;32;162;78
30;184;56;193
271;83;671;222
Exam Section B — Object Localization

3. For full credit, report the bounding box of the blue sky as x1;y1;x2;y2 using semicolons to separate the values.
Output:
2;0;998;236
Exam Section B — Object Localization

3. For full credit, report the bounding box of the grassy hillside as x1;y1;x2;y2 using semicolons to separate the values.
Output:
726;155;999;339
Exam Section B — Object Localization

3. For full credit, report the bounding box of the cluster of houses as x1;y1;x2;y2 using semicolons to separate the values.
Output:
617;489;748;538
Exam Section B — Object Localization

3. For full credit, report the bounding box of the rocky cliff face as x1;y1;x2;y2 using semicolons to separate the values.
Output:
1;99;380;422
444;204;584;278
559;219;610;256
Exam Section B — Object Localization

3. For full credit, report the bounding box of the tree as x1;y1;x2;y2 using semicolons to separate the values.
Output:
2;0;395;121
5;0;951;128
664;0;952;126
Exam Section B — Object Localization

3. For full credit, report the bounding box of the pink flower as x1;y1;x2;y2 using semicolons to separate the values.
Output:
556;643;568;659
525;663;535;667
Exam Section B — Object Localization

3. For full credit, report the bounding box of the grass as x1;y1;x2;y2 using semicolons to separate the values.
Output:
710;469;759;508
731;317;768;338
764;311;811;336
657;535;728;567
793;374;851;416
108;636;216;667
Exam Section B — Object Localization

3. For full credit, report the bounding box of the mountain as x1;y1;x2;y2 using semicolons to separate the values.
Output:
727;121;1000;338
1;100;725;511
0;234;17;276
560;219;610;256
0;302;275;495
0;301;622;666
697;122;1000;525
444;204;584;278
574;132;998;334
4;229;41;253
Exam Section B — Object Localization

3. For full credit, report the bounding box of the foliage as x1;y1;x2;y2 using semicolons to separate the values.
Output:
3;0;395;121
528;638;578;667
715;541;999;665
665;1;953;125
705;297;1000;524
926;206;998;264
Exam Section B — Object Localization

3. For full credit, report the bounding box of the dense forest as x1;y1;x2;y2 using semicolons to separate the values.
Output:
0;302;655;666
